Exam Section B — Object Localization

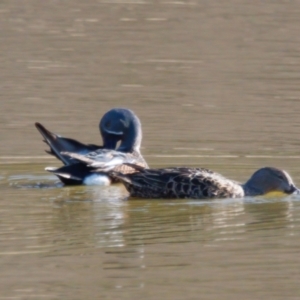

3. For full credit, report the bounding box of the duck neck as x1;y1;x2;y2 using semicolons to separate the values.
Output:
118;119;142;153
102;134;120;150
242;182;263;197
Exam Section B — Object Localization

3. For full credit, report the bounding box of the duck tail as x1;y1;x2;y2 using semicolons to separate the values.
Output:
45;166;83;185
35;122;66;161
35;122;100;165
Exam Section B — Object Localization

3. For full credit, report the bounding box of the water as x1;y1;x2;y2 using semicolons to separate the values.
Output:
1;0;300;299
1;160;300;299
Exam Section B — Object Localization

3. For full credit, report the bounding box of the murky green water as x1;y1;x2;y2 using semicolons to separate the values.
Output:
1;0;300;299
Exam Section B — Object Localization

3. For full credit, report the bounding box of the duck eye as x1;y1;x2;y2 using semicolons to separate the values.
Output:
276;174;285;181
105;121;111;129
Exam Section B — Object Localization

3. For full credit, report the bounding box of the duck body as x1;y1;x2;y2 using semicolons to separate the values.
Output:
45;163;111;186
59;149;148;186
109;166;243;199
108;165;299;199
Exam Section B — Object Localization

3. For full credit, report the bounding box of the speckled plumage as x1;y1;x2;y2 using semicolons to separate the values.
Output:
109;165;299;199
109;165;244;199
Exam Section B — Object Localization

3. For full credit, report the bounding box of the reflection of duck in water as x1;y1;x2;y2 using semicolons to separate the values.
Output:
245;200;292;229
62;150;299;199
35;108;148;185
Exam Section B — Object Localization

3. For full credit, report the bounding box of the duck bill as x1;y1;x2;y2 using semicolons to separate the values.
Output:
292;186;300;195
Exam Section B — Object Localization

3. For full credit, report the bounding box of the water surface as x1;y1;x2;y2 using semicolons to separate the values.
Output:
1;160;300;299
1;0;300;299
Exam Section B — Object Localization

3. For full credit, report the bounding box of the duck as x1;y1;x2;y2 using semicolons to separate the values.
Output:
103;164;300;199
36;108;148;185
35;108;123;166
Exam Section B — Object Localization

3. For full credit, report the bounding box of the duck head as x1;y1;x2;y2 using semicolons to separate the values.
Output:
244;167;300;196
100;108;142;152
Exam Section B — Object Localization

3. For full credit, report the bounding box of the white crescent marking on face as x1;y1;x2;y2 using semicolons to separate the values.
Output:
104;129;124;135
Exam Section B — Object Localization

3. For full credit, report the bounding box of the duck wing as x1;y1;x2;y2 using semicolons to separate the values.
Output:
61;149;148;171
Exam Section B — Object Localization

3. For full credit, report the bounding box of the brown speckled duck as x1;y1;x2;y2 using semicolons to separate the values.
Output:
107;164;300;199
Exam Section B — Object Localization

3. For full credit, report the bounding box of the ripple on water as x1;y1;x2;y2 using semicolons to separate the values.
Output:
8;174;63;189
1;167;300;299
